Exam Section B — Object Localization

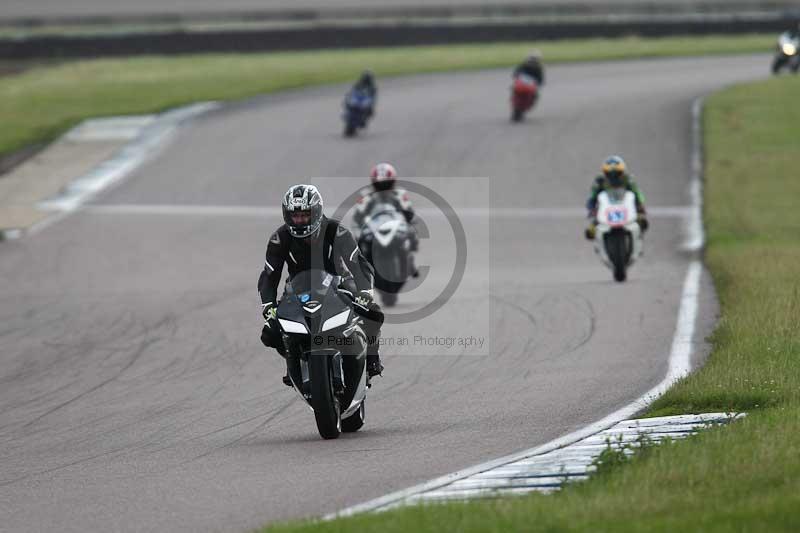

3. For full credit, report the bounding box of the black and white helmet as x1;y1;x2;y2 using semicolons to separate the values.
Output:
282;184;323;238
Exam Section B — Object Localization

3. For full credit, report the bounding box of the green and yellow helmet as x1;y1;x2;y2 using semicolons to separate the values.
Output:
601;155;627;186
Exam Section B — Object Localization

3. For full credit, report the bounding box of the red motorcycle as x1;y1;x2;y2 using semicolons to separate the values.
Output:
510;74;539;122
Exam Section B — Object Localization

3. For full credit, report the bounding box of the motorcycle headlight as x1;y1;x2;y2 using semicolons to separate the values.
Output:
322;310;350;332
278;318;308;334
782;43;796;56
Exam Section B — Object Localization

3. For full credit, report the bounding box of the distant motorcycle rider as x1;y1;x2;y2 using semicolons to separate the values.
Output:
353;163;419;276
346;70;377;117
259;184;385;384
513;50;545;86
354;163;414;225
585;155;648;240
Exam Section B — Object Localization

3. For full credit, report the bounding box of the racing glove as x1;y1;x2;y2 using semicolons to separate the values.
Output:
262;302;277;322
354;290;374;310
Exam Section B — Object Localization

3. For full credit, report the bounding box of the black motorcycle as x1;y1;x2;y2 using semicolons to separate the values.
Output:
358;203;414;307
276;269;368;439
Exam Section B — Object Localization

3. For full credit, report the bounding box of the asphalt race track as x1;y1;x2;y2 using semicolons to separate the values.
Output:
0;55;766;532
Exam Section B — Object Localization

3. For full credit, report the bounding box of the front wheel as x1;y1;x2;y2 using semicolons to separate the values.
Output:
342;400;365;433
308;354;341;439
511;108;524;122
380;291;398;307
605;232;629;283
344;123;357;137
772;56;785;74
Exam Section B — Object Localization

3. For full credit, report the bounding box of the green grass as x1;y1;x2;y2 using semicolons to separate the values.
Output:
266;411;800;533
0;34;774;160
262;65;800;533
648;76;800;417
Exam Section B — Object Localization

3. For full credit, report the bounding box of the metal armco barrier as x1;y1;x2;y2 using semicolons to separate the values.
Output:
1;16;798;59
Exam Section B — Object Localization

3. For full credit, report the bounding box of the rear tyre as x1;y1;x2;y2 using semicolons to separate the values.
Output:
341;400;365;433
308;354;341;439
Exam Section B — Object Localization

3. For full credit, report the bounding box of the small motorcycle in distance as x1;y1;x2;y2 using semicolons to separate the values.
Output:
772;32;800;74
592;188;644;282
510;73;539;122
357;203;414;307
276;269;369;439
342;89;374;137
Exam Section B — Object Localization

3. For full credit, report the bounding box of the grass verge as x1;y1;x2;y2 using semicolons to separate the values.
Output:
0;34;773;160
262;67;800;533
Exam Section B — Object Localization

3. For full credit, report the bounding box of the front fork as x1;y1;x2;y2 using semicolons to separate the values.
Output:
296;351;345;399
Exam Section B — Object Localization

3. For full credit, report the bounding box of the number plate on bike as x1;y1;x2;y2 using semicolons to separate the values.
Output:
605;207;628;225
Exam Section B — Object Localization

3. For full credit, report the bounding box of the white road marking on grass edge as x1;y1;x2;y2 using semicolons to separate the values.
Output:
327;96;710;519
30;102;219;235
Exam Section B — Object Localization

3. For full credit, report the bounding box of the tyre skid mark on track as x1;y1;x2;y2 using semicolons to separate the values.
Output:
20;336;162;430
492;291;595;365
561;291;596;356
180;397;298;464
0;446;131;488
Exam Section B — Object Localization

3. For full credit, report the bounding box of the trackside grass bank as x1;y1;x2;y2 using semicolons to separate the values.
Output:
0;34;773;161
263;73;800;532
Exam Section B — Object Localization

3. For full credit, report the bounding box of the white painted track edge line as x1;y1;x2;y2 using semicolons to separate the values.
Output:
27;101;219;236
327;95;710;520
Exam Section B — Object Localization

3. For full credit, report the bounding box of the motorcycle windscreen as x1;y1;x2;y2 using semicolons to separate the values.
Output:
279;269;351;333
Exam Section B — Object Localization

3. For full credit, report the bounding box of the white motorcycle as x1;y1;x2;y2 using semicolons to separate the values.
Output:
357;203;415;307
772;31;800;74
593;188;644;282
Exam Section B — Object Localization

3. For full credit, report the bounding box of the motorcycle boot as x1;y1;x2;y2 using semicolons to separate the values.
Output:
367;354;384;378
366;333;384;378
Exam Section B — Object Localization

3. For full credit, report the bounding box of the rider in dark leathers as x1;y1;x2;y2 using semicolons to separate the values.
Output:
259;184;384;384
513;50;545;86
345;70;377;118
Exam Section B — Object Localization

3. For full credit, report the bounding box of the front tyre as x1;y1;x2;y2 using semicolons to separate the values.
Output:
341;400;365;433
606;232;629;283
380;291;398;307
772;56;785;74
308;354;341;439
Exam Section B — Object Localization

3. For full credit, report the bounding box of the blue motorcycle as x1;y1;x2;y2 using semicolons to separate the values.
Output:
342;89;374;137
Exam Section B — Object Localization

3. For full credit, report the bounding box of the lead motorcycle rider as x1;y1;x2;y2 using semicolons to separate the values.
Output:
584;155;649;240
353;163;419;276
513;49;545;86
259;184;385;385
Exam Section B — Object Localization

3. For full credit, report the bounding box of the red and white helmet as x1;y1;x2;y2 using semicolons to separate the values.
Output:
370;162;397;191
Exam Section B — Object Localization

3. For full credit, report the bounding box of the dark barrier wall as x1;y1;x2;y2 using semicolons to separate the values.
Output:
1;18;796;59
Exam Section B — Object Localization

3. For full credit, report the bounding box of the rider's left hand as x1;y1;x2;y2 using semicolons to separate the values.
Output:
354;290;374;310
